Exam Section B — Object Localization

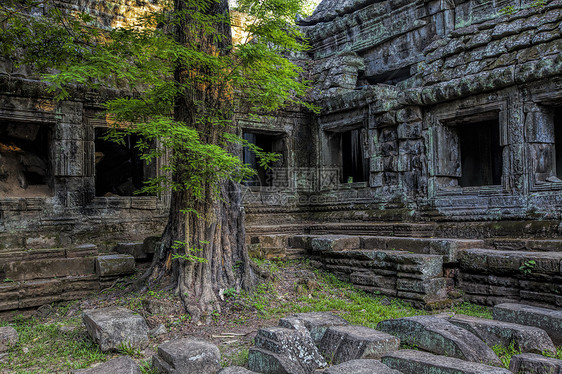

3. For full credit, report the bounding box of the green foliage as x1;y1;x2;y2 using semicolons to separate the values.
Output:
492;342;521;368
221;348;249;367
519;260;536;275
448;301;493;319
117;341;143;358
0;0;316;215
223;287;238;298
499;5;518;15
139;359;158;374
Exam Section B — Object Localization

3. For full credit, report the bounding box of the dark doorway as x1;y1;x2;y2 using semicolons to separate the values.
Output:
341;128;368;183
458;120;503;187
554;108;562;179
242;132;283;187
95;128;149;196
0;122;52;197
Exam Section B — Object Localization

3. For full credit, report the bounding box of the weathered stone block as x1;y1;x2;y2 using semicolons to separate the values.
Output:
74;356;141;374
252;326;326;373
4;258;95;281
248;347;303;374
153;338;221;374
509;353;562;374
278;311;349;344
95;254;135;277
319;325;400;364
0;326;18;352
493;303;562;345
447;314;556;355
382;349;512;374
324;359;402;374
376;316;501;366
82;307;149;352
311;236;361;252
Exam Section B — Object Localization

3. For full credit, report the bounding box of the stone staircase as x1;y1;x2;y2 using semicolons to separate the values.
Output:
248;230;562;310
246;304;562;374
0;241;151;314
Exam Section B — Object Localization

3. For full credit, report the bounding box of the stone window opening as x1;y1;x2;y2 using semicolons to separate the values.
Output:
94;128;153;197
457;119;503;187
326;127;369;184
242;131;284;187
0;122;52;197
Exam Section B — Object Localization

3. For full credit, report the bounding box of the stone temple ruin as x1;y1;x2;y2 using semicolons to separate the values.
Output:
1;0;562;316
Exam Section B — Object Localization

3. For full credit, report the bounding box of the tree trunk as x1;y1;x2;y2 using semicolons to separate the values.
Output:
141;0;254;323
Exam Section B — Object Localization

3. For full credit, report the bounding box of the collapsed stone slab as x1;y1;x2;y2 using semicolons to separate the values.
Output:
278;311;349;343
323;359;402;374
493;303;562;345
318;325;400;364
447;314;556;355
82;307;149;352
382;349;512;374
74;356;141;374
376;315;501;366
509;353;562;374
0;326;18;352
152;338;221;374
248;326;326;374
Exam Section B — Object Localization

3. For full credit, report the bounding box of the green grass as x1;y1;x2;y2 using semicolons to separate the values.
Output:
221;348;249;367
0;315;109;373
492;342;521;368
448;301;493;319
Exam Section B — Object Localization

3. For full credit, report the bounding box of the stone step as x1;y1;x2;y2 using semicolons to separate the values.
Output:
382;350;512;374
493;303;562;345
509;353;562;374
488;238;562;252
0;244;98;268
445;314;556;355
376;316;502;366
460;249;562;275
318;325;400;364
459;249;562;308
324;359;402;374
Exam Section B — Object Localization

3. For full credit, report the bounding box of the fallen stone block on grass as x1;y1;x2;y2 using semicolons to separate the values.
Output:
0;326;18;352
493;303;562;345
319;325;400;364
278;311;349;343
82;307;149;352
74;356;141;374
248;326;326;374
324;359;402;374
509;353;562;374
447;314;556;354
382;349;512;374
152;338;221;374
376;315;501;366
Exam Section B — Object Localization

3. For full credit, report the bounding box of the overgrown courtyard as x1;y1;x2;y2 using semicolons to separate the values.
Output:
1;259;560;373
